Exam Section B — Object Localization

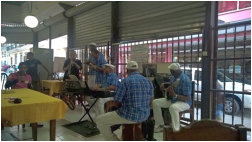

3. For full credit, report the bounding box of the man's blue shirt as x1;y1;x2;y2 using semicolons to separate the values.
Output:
170;72;192;106
114;72;154;122
88;52;106;84
102;72;119;90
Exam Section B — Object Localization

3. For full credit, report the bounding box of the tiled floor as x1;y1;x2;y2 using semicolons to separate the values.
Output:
4;104;163;141
4;103;251;141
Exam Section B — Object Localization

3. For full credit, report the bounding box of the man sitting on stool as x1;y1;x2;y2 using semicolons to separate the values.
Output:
96;61;154;141
91;64;119;118
153;63;192;132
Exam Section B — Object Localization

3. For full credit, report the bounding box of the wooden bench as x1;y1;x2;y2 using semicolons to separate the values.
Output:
163;120;247;141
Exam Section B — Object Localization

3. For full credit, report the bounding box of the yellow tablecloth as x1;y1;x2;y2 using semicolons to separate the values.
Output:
1;88;67;126
41;80;64;96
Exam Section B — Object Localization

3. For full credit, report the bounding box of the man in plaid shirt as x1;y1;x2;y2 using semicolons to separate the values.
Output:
96;61;154;141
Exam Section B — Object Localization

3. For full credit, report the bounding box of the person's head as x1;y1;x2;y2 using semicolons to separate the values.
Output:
126;61;138;74
27;52;34;60
69;51;77;60
18;62;28;73
88;43;99;59
104;64;115;74
88;42;97;52
91;49;99;59
168;63;181;78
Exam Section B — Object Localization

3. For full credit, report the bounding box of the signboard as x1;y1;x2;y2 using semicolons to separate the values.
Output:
239;1;251;9
229;65;241;74
131;44;148;63
218;1;237;13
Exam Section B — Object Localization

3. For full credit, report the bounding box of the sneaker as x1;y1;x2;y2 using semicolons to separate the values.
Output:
154;125;164;133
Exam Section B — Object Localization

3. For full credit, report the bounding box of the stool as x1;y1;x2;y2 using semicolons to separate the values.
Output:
122;123;144;141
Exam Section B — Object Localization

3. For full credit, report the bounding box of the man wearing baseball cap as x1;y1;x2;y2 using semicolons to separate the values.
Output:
96;61;154;140
152;63;192;132
92;63;119;117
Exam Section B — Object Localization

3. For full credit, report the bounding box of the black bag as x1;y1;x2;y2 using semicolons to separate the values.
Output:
142;109;157;141
5;79;18;89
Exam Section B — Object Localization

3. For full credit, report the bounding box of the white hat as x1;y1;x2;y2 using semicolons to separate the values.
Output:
168;63;181;71
126;61;138;69
88;42;97;47
104;64;115;69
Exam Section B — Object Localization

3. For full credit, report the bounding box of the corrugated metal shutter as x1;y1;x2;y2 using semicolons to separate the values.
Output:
2;27;33;44
38;27;49;41
2;32;33;44
119;1;207;41
51;20;67;39
73;2;111;48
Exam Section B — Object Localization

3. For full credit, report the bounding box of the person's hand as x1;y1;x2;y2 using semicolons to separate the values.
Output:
70;60;75;65
96;84;102;88
90;64;97;70
167;87;176;97
17;76;25;82
84;59;90;65
90;86;98;91
160;83;165;91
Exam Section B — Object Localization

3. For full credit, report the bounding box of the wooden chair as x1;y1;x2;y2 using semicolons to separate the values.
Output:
163;120;247;141
104;101;144;141
1;73;8;90
163;81;195;126
122;123;144;141
179;81;195;125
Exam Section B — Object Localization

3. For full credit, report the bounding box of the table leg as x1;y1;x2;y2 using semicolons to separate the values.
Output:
31;123;37;141
49;89;53;96
50;120;56;141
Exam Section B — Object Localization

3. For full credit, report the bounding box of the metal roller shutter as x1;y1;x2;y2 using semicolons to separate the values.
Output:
38;27;49;42
119;1;207;41
73;2;111;48
2;32;33;44
1;27;33;44
51;20;67;39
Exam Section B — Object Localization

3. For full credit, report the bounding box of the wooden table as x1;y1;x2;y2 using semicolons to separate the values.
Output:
41;80;64;96
1;89;67;141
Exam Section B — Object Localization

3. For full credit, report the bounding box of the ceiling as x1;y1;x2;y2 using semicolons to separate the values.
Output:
1;1;84;25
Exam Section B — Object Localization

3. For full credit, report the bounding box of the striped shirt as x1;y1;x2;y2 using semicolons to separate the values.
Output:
170;72;192;106
88;52;107;84
102;72;119;90
114;72;154;122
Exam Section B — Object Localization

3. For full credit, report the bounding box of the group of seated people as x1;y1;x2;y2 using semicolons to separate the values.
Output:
87;60;192;140
4;42;194;141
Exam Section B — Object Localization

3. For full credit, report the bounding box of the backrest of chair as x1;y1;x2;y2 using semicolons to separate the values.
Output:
164;120;247;141
1;73;8;90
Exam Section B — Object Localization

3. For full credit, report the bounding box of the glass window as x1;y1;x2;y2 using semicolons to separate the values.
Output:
194;70;202;81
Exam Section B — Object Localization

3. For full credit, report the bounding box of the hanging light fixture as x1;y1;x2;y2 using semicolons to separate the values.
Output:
1;36;7;44
24;2;38;28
